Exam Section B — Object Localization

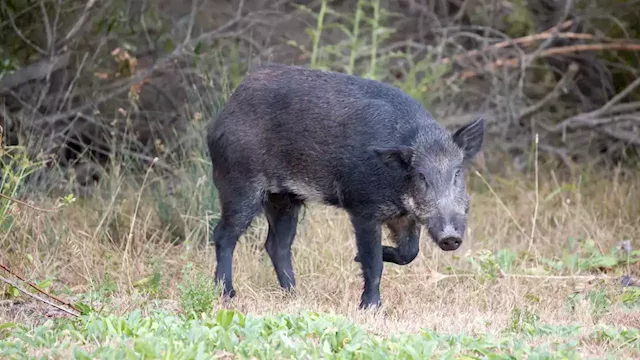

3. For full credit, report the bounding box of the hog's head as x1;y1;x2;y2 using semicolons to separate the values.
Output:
373;117;485;251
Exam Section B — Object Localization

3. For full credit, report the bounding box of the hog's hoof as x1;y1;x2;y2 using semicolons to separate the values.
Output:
280;286;298;299
221;288;236;301
354;254;361;263
358;300;382;312
358;294;382;311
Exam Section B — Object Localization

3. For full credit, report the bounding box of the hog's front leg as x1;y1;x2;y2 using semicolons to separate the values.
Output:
354;215;420;266
350;215;383;310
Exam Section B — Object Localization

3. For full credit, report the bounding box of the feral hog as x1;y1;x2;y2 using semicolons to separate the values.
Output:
206;63;484;309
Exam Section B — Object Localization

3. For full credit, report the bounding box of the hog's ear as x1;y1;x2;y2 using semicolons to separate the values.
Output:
452;117;484;163
371;145;414;170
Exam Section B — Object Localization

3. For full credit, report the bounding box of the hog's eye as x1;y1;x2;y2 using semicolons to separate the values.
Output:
419;172;429;187
454;169;462;181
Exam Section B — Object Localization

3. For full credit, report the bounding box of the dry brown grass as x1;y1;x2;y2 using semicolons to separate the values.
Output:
1;162;639;356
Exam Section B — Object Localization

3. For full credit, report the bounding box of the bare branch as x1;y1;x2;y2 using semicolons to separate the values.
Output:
188;0;246;49
539;43;640;57
518;62;579;121
599;126;640;145
39;1;52;54
183;0;199;46
0;275;79;317
61;0;97;45
539;144;575;170
33;0;254;127
521;0;576;72
50;0;63;53
1;1;47;55
446;42;640;82
544;77;640;132
0;52;71;92
139;0;154;50
597;102;640;114
57;52;89;114
440;31;594;66
580;77;640;119
0;263;79;312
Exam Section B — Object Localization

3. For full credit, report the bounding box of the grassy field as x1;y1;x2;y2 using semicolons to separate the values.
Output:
1;141;639;358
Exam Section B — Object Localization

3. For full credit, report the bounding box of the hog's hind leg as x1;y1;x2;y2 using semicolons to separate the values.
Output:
212;183;264;299
264;192;302;292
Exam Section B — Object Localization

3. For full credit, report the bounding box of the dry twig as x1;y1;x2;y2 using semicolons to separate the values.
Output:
0;263;80;312
0;275;79;317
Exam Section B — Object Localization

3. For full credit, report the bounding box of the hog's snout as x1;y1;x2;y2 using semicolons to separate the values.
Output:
437;236;462;251
426;213;466;252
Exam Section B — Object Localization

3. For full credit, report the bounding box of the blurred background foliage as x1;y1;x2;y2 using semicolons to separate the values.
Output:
0;0;639;202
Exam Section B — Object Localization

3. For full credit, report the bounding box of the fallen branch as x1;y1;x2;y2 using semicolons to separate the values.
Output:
0;275;79;317
0;263;80;312
0;52;71;92
547;113;640;131
573;77;640;120
542;77;640;132
599;126;640;145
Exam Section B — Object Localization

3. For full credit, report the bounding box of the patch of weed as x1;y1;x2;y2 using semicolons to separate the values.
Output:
3;309;628;359
177;263;220;317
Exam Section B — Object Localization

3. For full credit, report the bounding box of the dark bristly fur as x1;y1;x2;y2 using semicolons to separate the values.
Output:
206;63;485;309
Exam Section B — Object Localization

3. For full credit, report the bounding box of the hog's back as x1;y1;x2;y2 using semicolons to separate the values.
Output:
207;64;435;205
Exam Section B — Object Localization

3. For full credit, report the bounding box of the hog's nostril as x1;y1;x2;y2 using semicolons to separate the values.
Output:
438;236;462;251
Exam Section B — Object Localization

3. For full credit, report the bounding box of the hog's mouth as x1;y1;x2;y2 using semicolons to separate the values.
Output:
424;216;466;252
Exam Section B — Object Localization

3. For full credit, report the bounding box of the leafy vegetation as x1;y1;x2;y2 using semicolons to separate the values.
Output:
1;307;639;359
177;263;220;318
